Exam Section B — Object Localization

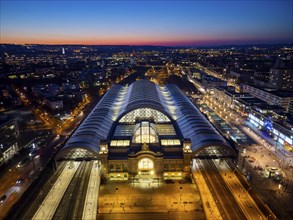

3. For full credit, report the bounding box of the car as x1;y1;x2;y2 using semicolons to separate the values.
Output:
0;195;7;203
16;178;24;184
16;157;30;168
29;150;37;157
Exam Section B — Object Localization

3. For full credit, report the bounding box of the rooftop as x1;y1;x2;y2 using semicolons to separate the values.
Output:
57;80;233;159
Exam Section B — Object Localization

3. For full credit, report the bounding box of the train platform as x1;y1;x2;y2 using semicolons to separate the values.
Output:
191;161;222;220
82;161;101;220
32;161;80;220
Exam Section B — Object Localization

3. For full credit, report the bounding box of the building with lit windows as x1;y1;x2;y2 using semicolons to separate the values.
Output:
0;117;19;166
269;57;293;92
56;80;235;180
248;110;293;151
45;97;64;111
241;83;293;112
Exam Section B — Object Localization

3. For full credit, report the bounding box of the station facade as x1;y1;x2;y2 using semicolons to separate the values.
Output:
56;80;235;180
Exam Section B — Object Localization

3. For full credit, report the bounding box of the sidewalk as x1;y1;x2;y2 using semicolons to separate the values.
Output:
239;124;292;192
235;130;293;219
244;122;293;167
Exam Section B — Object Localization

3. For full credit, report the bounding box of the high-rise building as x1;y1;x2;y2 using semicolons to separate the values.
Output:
269;57;293;91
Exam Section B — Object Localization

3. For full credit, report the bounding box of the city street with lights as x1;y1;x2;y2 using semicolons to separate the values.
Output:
14;85;90;135
0;97;95;219
214;160;270;219
194;159;268;220
199;93;293;218
0;134;66;219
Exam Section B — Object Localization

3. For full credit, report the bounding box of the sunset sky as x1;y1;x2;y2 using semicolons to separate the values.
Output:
1;0;292;46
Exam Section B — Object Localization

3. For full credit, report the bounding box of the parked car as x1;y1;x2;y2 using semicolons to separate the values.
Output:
0;195;7;203
16;157;30;168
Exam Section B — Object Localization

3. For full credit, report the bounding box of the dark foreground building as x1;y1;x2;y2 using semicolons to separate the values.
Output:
56;80;236;180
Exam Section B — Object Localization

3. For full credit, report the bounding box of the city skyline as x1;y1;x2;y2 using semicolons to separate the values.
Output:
1;0;292;46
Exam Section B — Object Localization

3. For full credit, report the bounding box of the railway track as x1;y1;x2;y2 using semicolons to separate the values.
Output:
71;161;93;220
52;161;93;220
200;159;247;220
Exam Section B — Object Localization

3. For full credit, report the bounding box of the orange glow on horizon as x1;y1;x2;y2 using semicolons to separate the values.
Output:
1;1;290;47
1;37;257;46
1;32;285;46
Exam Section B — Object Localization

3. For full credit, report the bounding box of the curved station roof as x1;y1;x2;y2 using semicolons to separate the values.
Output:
57;80;233;159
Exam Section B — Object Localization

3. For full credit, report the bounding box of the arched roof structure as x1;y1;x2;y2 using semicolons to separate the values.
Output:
165;85;230;153
57;85;125;157
56;80;233;159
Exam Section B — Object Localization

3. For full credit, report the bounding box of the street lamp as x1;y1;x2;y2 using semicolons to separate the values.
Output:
0;144;3;164
115;187;118;205
29;153;36;176
180;187;183;204
241;155;246;172
276;184;283;198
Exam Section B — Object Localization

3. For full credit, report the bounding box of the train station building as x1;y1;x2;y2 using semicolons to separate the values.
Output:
56;80;236;180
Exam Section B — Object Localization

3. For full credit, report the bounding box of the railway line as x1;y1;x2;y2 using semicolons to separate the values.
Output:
198;159;270;220
53;161;93;220
199;159;247;220
32;161;81;220
19;158;270;220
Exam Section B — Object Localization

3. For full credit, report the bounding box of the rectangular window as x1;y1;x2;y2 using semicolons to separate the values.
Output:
161;139;181;146
285;136;292;145
110;140;130;147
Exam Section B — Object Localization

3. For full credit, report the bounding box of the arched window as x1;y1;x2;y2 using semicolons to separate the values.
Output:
138;158;154;171
119;108;170;123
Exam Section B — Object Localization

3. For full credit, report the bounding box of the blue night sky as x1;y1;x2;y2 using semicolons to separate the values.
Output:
1;0;292;46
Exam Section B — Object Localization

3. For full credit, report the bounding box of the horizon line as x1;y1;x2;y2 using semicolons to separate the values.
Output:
1;41;292;48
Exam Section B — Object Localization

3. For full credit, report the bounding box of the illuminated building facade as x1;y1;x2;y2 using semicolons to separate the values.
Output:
57;80;235;180
0;117;19;166
248;112;293;151
241;83;293;112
